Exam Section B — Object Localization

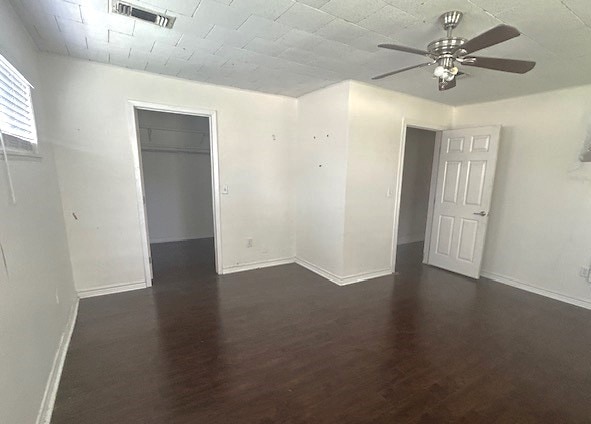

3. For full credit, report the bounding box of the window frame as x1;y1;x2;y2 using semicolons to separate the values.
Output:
0;52;40;159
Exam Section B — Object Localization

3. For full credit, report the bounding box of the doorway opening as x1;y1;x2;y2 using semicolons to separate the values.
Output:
394;126;438;273
129;102;222;287
392;123;500;278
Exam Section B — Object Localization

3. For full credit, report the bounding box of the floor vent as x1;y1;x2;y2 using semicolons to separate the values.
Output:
111;1;176;29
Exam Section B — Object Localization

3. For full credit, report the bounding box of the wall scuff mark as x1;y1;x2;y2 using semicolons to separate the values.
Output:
0;240;8;281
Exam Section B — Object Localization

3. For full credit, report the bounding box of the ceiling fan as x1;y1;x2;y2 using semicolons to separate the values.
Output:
372;11;536;91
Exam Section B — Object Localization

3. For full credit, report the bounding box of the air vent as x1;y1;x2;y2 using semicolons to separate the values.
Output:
111;1;175;29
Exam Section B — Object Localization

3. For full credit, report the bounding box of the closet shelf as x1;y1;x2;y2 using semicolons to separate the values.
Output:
139;126;209;136
141;145;210;155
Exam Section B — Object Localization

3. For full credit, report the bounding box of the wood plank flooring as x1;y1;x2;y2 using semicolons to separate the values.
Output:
51;240;591;423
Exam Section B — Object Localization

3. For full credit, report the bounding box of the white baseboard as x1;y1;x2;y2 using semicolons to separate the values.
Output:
36;299;79;424
295;257;392;286
77;281;146;298
150;235;213;244
339;268;393;285
222;257;295;274
397;233;425;245
481;271;591;310
295;257;342;284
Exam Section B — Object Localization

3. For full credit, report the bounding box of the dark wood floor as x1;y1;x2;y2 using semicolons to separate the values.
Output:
52;241;591;423
395;241;426;272
150;238;216;285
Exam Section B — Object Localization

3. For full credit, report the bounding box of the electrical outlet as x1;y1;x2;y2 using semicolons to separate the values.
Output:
580;267;590;279
247;238;253;248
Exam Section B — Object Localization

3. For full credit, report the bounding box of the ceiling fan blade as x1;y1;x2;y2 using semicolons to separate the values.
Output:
461;24;521;54
378;43;431;57
372;62;434;80
438;78;456;91
462;56;536;73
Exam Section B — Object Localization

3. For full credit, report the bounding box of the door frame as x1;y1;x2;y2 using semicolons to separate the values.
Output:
390;118;447;273
127;100;223;287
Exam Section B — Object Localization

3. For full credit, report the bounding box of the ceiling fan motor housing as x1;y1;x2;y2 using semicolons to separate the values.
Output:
427;38;467;57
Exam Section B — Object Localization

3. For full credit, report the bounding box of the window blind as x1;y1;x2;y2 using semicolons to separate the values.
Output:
0;53;37;152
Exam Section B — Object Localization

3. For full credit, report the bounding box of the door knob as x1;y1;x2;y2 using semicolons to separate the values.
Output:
473;211;488;216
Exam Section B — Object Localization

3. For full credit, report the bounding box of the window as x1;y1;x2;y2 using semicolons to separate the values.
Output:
0;53;37;154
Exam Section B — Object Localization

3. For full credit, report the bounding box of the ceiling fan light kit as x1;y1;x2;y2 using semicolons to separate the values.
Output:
373;11;536;91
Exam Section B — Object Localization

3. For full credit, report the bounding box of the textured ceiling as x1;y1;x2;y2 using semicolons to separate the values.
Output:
10;0;591;104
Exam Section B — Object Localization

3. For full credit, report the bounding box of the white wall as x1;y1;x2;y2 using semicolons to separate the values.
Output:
295;81;453;283
138;110;214;243
0;1;76;423
397;128;436;245
40;54;297;293
343;82;452;279
295;82;350;277
454;85;591;307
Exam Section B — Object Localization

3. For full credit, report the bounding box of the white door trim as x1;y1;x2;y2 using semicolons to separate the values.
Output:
390;118;447;273
127;100;223;287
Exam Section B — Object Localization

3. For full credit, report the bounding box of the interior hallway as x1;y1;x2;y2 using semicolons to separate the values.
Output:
51;244;591;423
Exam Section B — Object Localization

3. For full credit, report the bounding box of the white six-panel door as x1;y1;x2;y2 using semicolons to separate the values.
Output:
427;126;500;278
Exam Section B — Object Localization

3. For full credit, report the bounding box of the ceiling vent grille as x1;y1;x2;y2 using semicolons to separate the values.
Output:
111;1;175;29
